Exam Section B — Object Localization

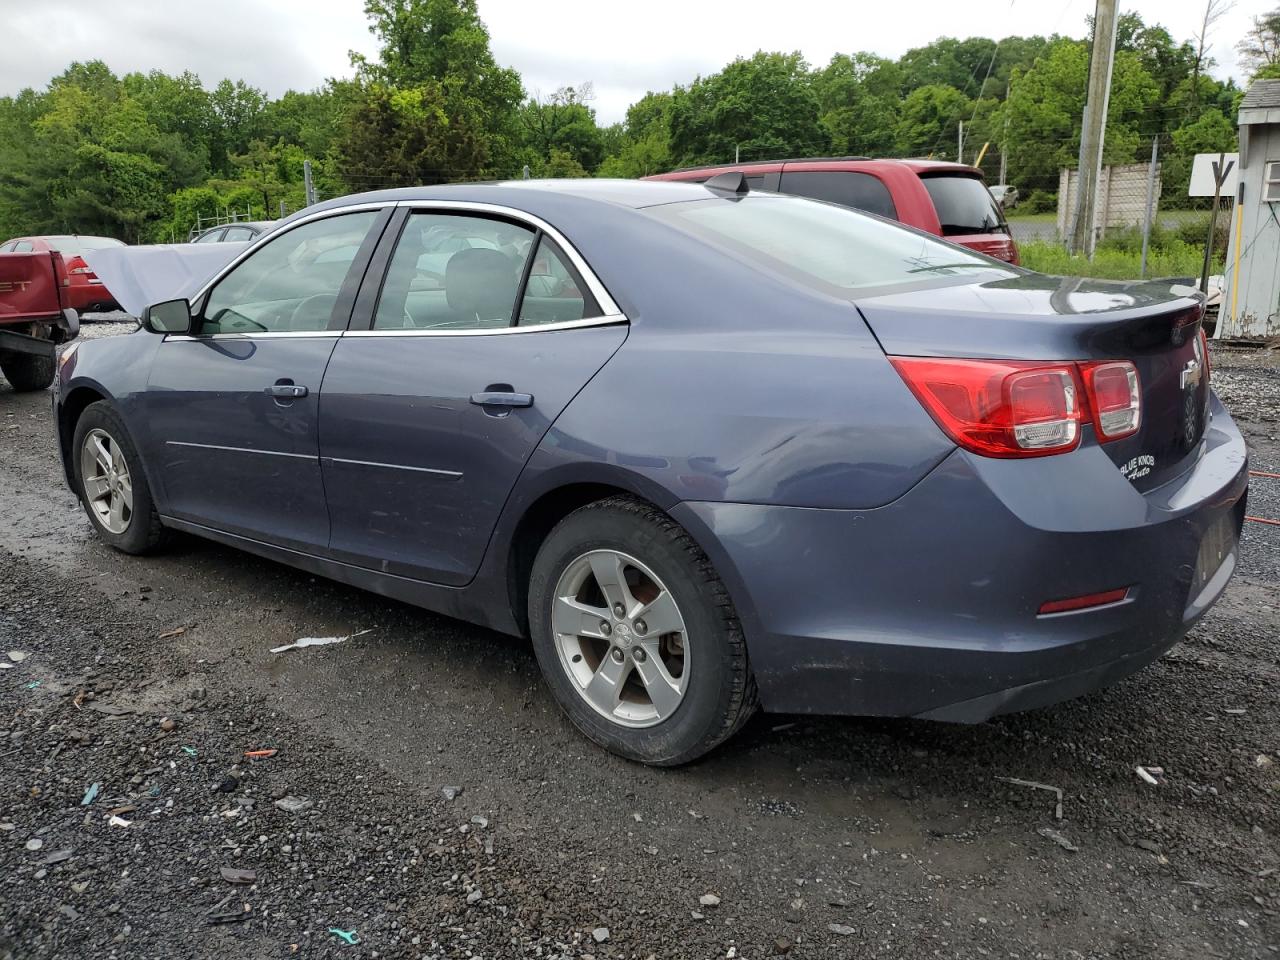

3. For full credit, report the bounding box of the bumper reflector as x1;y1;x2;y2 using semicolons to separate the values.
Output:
1038;587;1130;615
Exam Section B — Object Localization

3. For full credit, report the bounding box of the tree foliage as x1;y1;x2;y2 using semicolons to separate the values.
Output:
0;6;1249;241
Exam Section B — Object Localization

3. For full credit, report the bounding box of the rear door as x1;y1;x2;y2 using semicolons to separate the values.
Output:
319;206;628;585
143;206;390;552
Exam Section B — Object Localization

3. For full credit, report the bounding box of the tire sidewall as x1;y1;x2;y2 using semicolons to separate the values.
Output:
529;502;742;765
72;402;158;554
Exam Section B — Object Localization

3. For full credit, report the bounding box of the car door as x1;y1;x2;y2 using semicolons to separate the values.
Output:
143;206;390;552
319;206;628;585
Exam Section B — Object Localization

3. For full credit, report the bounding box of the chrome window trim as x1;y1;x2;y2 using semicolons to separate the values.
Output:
391;199;621;317
343;314;627;338
163;331;343;342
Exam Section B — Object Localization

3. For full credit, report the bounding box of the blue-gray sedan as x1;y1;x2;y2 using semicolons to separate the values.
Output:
52;179;1249;764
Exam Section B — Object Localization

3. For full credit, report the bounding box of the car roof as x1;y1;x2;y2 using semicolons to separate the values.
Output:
307;179;720;215
660;157;985;178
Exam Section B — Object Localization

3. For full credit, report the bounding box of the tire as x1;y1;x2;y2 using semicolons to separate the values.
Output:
0;351;56;392
528;496;757;765
72;401;167;554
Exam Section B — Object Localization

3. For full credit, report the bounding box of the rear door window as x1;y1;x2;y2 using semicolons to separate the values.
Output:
223;226;254;241
13;241;33;252
778;171;898;220
518;237;601;326
920;175;1008;236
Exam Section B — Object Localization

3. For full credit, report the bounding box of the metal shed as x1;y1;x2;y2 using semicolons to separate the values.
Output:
1220;79;1280;338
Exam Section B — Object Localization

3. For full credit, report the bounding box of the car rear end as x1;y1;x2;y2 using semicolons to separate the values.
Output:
46;236;123;312
905;162;1020;264
649;193;1244;720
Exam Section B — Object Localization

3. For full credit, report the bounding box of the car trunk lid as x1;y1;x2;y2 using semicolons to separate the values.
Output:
856;273;1211;492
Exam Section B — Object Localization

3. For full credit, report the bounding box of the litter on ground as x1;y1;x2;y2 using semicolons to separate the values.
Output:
270;629;371;654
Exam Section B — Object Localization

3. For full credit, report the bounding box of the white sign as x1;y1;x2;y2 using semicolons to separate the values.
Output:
1188;152;1240;197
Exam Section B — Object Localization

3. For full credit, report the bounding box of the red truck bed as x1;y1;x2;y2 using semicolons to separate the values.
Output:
0;250;80;391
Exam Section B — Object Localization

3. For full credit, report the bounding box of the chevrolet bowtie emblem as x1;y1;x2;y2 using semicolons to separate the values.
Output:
1180;357;1203;390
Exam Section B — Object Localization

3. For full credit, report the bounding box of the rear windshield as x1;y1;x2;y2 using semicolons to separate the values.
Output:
651;195;1017;294
920;175;1008;236
46;235;124;255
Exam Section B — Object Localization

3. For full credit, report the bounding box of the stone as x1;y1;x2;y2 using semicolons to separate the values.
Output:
592;927;610;943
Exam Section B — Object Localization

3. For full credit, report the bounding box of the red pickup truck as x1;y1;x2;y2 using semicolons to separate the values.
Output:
647;157;1019;264
0;250;80;392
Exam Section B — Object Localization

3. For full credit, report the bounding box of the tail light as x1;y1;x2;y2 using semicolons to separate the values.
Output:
891;356;1142;459
1079;361;1140;440
67;256;93;276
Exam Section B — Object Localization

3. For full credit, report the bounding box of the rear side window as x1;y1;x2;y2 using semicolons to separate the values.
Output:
920;175;1008;236
779;171;897;220
13;241;33;252
195;229;225;243
652;195;1016;294
223;226;254;241
518;237;601;326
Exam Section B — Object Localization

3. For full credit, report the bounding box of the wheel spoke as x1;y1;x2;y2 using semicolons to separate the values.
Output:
84;475;110;502
92;436;113;473
108;493;126;530
633;641;683;719
582;651;629;715
117;472;133;511
553;596;610;639
637;590;684;638
588;552;638;616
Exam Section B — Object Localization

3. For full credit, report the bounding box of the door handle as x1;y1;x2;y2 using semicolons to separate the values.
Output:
266;383;308;399
470;391;533;408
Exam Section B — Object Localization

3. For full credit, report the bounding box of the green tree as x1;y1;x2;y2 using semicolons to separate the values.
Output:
894;83;970;158
519;86;604;171
668;51;826;165
813;53;903;156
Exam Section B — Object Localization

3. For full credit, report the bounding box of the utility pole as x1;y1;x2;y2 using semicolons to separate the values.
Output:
1069;0;1120;257
999;79;1010;186
957;122;964;164
735;144;740;164
303;160;316;207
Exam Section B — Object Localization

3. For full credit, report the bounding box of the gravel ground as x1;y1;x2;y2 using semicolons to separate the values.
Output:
0;335;1277;960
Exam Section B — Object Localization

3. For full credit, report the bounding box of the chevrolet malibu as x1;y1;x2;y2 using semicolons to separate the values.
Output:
54;178;1248;765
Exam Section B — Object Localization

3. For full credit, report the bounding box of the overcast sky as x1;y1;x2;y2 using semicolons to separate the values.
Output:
0;0;1264;124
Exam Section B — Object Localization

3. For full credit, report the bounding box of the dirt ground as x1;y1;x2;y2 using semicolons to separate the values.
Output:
1;323;1278;960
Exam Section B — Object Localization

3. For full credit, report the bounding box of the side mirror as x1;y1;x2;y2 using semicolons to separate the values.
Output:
141;298;192;335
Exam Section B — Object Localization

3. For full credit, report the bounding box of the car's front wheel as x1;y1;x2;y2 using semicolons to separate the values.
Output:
72;402;166;554
528;497;757;765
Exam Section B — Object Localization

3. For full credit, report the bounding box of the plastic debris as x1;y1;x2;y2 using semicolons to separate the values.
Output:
996;776;1065;820
158;627;187;640
181;747;198;757
0;662;13;670
1136;765;1166;785
244;749;278;759
470;816;488;828
7;650;29;662
274;796;313;814
700;893;721;907
270;629;371;654
220;867;257;884
25;680;40;689
592;927;610;943
1037;826;1080;852
829;923;857;936
328;928;360;945
80;783;100;806
1224;708;1247;715
107;815;132;828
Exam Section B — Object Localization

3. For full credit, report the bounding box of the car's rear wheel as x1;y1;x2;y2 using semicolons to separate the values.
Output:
73;402;166;554
0;352;56;392
528;496;757;765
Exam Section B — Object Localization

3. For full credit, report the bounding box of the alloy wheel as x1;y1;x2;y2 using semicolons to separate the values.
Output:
79;427;133;535
551;549;690;728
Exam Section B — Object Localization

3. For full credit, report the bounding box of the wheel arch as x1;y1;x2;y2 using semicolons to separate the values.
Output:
58;382;111;488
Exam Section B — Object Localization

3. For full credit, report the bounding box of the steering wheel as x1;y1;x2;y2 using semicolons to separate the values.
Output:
288;294;336;329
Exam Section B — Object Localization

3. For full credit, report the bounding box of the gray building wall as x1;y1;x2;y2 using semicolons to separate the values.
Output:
1220;117;1280;338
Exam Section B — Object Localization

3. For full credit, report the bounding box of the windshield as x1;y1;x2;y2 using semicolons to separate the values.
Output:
47;235;124;255
920;175;1008;236
650;194;1017;294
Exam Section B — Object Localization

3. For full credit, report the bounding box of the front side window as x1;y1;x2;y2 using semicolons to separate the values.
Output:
201;211;377;334
195;229;224;244
652;194;1018;295
374;212;536;331
779;170;897;220
518;237;601;326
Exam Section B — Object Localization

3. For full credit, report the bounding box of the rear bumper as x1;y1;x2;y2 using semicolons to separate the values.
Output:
673;394;1248;720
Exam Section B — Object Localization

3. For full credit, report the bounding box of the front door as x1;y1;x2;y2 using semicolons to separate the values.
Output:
319;209;627;585
143;208;386;552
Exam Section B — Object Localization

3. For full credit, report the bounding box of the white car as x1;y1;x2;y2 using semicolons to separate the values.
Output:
990;185;1018;209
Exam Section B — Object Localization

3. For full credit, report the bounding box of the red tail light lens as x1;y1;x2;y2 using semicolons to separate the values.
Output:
1080;361;1140;440
890;357;1082;458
